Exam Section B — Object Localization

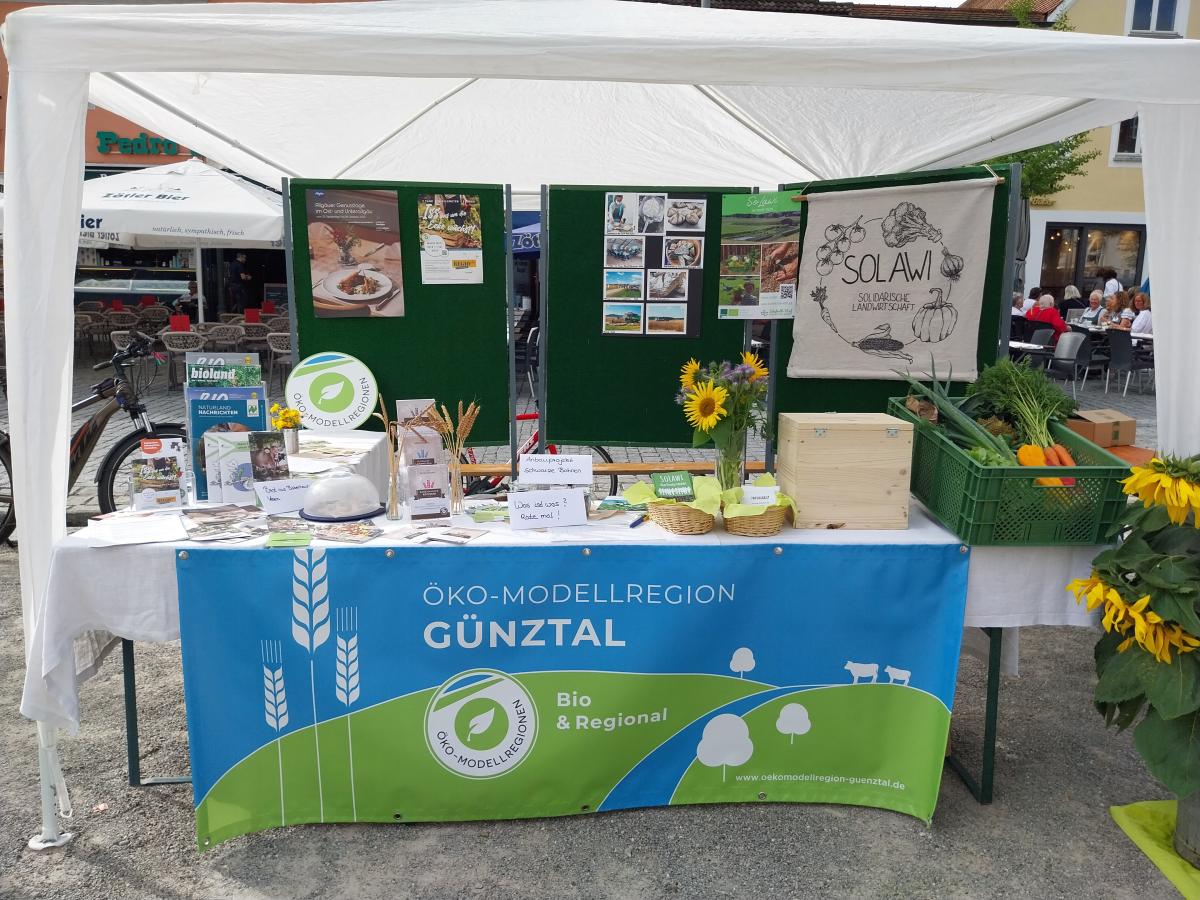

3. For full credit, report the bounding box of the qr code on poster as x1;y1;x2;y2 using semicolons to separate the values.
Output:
779;283;796;300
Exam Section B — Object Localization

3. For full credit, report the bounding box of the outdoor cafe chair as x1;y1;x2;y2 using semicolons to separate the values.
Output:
137;306;170;330
266;332;292;391
159;331;207;390
266;316;290;332
84;314;120;357
205;324;244;353
1104;329;1155;397
110;330;133;353
76;300;104;313
74;312;97;353
241;322;270;354
219;313;245;325
1044;332;1093;400
108;311;140;330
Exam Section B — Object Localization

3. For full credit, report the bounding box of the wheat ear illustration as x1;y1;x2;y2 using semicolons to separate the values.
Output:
292;548;331;821
335;606;361;820
261;640;288;826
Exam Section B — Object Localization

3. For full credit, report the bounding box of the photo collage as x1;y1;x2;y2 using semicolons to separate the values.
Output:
602;191;707;338
717;191;803;320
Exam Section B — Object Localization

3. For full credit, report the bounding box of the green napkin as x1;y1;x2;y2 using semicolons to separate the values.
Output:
267;531;313;547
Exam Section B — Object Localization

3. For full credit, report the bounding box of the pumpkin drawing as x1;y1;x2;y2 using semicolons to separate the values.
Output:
912;287;958;343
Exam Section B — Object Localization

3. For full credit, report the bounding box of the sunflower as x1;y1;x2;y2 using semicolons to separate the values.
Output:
1068;574;1200;663
683;380;728;432
1122;457;1200;527
680;358;701;391
741;351;768;382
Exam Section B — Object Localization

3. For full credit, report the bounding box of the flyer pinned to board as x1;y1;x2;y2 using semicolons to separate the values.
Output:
717;191;802;321
417;193;484;285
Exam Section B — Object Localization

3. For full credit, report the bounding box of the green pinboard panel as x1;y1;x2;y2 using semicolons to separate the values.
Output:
288;179;509;444
543;185;749;447
772;164;1013;416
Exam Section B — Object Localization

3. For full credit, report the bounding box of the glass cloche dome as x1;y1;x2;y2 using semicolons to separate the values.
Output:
299;468;383;521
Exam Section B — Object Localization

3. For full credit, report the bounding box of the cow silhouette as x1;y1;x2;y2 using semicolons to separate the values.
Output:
844;661;878;684
884;666;911;686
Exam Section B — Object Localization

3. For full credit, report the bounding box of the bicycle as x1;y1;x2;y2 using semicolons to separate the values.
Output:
461;327;618;498
0;333;184;542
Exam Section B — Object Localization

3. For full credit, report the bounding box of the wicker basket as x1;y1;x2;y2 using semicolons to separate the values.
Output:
647;503;715;535
723;505;790;537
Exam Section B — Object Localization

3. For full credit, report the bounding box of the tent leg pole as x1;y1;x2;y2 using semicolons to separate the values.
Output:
946;626;1001;805
29;722;73;850
195;240;205;325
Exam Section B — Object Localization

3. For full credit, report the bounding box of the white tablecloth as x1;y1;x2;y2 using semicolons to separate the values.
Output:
21;504;1098;734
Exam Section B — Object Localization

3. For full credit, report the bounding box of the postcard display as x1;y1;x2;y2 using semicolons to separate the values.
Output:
602;192;708;338
289;180;510;444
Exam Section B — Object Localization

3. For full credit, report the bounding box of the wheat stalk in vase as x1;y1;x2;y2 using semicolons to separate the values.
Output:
261;639;288;826
291;548;331;821
334;606;361;820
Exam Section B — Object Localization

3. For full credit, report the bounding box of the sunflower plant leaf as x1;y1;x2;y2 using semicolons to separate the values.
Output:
1140;557;1200;594
1113;695;1147;732
1151;527;1200;557
1096;646;1153;704
692;427;713;448
1114;534;1157;569
1150;591;1200;637
1141;652;1200;721
1134;709;1200;796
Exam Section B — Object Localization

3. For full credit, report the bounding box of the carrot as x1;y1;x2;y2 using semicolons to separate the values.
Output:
1052;444;1076;467
1052;443;1076;486
1043;445;1062;466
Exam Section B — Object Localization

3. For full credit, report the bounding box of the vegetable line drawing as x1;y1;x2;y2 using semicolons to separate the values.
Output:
261;640;288;826
334;606;360;820
292;548;331;822
810;202;961;360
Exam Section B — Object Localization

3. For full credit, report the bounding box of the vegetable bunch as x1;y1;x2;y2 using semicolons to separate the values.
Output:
898;364;1016;466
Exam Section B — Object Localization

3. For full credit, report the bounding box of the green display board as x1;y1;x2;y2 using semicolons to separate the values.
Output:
544;185;749;447
288;179;509;444
772;165;1013;416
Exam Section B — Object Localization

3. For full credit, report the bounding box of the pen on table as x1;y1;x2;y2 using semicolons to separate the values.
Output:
629;514;647;528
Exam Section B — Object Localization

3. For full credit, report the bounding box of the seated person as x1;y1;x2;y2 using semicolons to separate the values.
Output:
1108;290;1135;330
1025;294;1069;343
1130;292;1153;334
170;280;200;318
1021;286;1040;315
1078;290;1104;324
1010;292;1025;317
1059;285;1085;316
1098;295;1121;326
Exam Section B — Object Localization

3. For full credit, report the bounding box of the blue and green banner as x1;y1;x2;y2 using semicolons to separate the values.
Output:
177;542;969;849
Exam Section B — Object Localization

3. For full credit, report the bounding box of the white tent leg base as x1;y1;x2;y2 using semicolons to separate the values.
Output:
29;721;74;851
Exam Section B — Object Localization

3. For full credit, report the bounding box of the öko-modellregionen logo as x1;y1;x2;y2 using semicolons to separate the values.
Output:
285;352;378;431
424;669;537;779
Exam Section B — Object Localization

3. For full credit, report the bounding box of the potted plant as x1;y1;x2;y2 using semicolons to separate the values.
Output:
677;352;769;492
1068;455;1200;863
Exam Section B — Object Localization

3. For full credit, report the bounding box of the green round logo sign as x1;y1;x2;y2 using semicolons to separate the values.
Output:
285;352;378;431
425;669;537;779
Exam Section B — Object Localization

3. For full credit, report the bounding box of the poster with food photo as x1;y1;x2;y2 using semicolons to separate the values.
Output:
417;193;484;285
305;188;404;318
717;190;802;320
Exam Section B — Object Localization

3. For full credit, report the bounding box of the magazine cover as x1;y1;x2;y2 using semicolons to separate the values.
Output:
209;432;256;505
186;387;267;500
185;362;264;388
248;432;290;482
129;437;186;510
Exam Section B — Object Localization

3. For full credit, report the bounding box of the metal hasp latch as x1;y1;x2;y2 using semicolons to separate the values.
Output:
886;427;900;438
813;427;827;437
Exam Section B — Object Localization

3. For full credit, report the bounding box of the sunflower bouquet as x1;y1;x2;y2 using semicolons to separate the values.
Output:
677;352;769;492
1067;454;1200;802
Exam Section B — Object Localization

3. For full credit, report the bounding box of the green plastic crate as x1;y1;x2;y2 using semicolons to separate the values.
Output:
887;397;1131;546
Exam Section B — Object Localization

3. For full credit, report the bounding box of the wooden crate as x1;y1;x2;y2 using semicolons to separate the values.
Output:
776;413;914;530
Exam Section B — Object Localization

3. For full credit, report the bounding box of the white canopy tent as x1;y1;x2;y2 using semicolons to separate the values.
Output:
5;0;1199;846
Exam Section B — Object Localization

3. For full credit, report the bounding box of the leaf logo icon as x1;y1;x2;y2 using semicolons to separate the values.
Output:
319;382;346;402
465;708;495;743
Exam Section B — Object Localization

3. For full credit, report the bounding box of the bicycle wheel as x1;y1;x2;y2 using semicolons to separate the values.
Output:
95;424;188;514
0;438;15;543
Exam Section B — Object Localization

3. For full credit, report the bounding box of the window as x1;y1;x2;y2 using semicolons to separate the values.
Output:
1041;224;1146;298
1128;0;1188;35
1112;115;1142;164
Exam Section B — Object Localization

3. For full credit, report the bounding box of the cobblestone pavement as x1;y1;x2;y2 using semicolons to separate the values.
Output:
0;352;1158;522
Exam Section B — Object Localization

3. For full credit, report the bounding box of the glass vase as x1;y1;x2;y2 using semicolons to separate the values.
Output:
448;457;465;516
282;428;300;456
714;434;746;492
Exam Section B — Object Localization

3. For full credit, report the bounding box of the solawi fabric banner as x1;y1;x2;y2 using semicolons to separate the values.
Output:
787;179;996;381
178;542;968;848
718;191;803;320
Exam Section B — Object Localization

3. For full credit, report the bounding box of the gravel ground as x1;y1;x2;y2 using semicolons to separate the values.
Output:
0;543;1178;900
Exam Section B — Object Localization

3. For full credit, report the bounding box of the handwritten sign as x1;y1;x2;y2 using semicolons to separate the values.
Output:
742;485;779;506
517;454;594;486
254;478;311;514
509;489;588;530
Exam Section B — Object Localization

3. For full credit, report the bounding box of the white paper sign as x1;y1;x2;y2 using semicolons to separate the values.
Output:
509;489;588;529
517;454;594;486
254;478;312;514
742;485;779;505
